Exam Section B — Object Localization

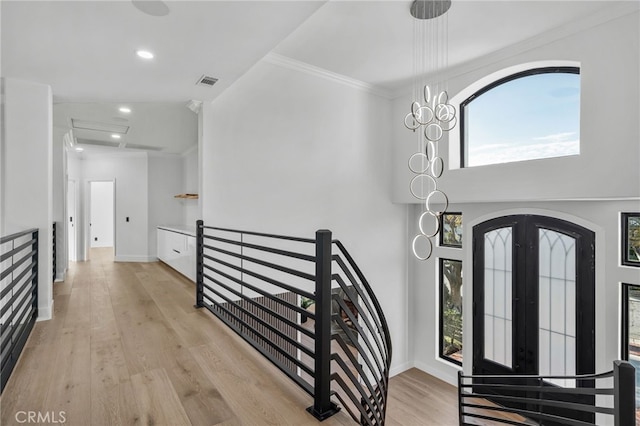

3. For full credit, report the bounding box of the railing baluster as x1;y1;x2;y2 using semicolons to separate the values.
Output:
458;361;636;425
52;222;56;283
195;220;204;308
32;230;38;310
458;371;464;425
1;228;39;394
196;223;391;424
308;229;340;420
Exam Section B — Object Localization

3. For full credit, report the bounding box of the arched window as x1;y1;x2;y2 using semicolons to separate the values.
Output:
461;67;580;168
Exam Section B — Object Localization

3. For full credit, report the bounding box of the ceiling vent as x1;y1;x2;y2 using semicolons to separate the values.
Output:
71;119;129;134
196;75;218;87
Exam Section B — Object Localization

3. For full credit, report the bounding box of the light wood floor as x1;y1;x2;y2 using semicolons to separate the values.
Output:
0;248;461;426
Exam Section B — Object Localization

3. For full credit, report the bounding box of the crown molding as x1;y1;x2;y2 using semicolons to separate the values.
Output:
180;144;198;157
264;52;393;99
392;1;640;99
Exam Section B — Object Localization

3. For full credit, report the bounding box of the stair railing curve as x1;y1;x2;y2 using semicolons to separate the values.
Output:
195;221;393;424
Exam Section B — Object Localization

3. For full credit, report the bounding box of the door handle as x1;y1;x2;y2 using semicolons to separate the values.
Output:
173;249;181;254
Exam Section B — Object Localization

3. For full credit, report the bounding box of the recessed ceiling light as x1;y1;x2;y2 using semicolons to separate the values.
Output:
75;147;84;152
132;0;170;17
119;107;131;113
136;50;154;59
111;134;122;139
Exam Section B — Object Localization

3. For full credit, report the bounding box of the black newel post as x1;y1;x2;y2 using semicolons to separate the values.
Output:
307;229;340;421
614;360;635;426
457;371;464;425
195;220;204;309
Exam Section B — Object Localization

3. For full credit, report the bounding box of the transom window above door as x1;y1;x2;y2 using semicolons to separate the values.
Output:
461;67;580;168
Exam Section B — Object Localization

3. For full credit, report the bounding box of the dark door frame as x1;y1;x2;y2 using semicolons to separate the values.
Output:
472;214;596;424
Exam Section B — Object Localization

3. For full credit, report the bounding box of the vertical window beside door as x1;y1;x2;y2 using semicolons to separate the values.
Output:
440;258;463;365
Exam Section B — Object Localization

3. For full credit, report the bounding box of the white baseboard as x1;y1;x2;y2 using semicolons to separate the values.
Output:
37;299;53;321
114;255;157;262
413;360;459;387
389;361;413;378
54;271;65;282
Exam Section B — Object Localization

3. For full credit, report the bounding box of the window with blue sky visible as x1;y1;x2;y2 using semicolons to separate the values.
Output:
463;70;580;167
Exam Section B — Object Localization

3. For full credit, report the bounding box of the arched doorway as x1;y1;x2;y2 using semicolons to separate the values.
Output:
472;214;595;423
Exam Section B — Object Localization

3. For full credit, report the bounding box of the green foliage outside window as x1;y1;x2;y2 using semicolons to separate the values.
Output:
627;216;640;262
441;213;462;247
623;213;640;266
441;259;463;364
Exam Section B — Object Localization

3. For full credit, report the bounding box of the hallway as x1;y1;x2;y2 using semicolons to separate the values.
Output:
0;249;460;426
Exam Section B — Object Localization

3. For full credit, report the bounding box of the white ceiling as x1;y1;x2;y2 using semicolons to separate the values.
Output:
54;102;198;154
273;0;626;91
2;0;635;154
1;0;325;103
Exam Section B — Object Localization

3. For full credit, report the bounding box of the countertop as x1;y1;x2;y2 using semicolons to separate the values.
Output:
157;225;196;237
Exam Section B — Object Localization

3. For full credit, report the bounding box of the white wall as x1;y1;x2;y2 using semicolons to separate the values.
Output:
1;79;5;237
396;10;640;385
393;10;640;204
2;78;53;320
0;6;3;239
80;153;149;261
148;154;183;258
67;151;82;262
89;181;114;248
201;59;410;374
52;127;67;280
182;145;200;227
410;200;640;385
66;151;186;262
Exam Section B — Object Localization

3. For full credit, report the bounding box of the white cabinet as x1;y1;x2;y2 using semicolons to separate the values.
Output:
157;227;196;282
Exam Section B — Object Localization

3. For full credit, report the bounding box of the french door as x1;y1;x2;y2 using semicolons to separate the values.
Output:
472;215;595;424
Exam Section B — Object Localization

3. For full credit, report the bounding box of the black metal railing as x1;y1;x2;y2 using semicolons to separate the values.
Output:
1;228;39;394
458;360;636;426
196;221;392;424
329;240;392;425
52;222;56;283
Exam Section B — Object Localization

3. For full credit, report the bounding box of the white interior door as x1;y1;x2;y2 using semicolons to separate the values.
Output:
89;181;114;248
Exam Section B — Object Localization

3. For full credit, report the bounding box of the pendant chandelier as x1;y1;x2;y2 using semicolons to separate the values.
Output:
405;0;456;261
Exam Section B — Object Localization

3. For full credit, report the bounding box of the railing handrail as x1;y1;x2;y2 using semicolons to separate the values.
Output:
0;228;39;244
196;222;392;424
201;225;315;244
458;360;636;426
459;370;615;382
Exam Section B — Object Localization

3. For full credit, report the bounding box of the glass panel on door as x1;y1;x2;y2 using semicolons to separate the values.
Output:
538;229;576;387
484;227;513;368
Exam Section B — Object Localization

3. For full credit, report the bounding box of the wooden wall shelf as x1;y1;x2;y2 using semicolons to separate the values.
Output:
174;193;199;199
